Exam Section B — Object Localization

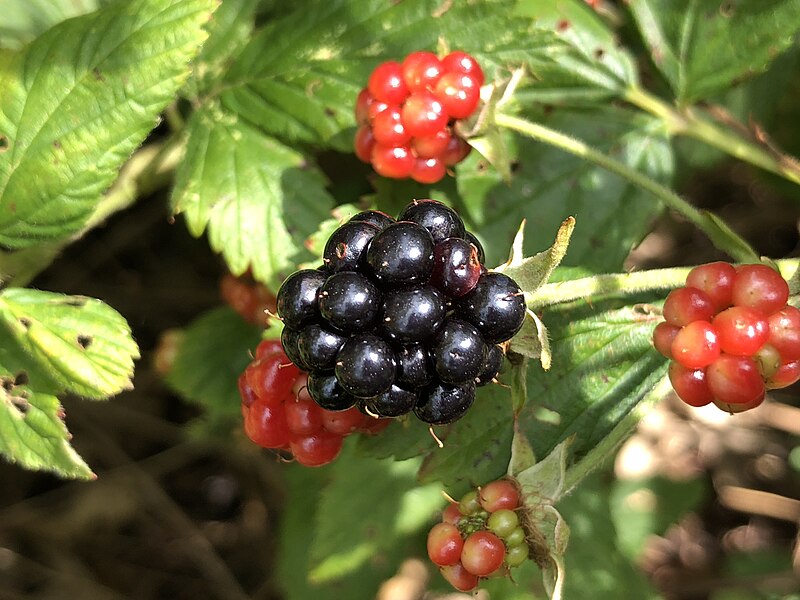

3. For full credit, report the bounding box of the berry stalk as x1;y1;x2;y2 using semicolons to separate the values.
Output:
623;86;800;187
493;112;761;264
526;260;800;311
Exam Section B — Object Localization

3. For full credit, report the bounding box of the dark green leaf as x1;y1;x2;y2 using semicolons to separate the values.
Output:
516;298;668;463
455;106;673;272
310;443;442;582
0;0;217;248
514;0;638;102
165;306;262;430
629;0;800;103
220;0;562;150
0;288;139;399
170;103;334;287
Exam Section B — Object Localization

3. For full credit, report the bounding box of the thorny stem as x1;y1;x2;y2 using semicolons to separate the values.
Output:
493;112;761;264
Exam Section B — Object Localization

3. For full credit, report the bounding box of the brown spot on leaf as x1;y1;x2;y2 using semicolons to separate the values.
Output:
53;140;62;150
14;371;28;386
594;48;605;60
324;107;335;117
77;335;92;350
0;135;8;153
10;396;29;415
92;67;106;82
19;317;31;329
557;19;570;32
1;377;13;392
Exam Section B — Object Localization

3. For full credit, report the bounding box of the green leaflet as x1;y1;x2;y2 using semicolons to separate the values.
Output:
170;103;334;288
0;288;138;479
0;0;216;248
629;0;800;103
0;288;139;399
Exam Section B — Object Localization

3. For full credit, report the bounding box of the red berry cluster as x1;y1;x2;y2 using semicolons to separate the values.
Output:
220;272;277;327
428;479;529;592
239;339;388;467
653;262;799;413
354;51;484;183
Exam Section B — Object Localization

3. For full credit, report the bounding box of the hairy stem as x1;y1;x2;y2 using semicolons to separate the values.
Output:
529;259;800;310
624;86;800;186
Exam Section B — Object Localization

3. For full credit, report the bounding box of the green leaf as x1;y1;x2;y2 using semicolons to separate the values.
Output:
170;103;334;287
165;306;262;432
0;0;216;248
628;0;800;103
0;0;101;49
516;298;668;464
0;288;139;399
514;0;638;101
0;323;92;479
455;106;673;272
220;0;562;150
417;383;515;497
183;0;260;98
310;445;442;583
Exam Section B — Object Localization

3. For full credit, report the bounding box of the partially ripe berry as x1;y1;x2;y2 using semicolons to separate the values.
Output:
244;400;290;448
487;509;519;538
685;261;736;310
355;88;372;125
461;531;506;576
290;431;343;467
441;51;485;86
285;397;324;436
434;72;481;119
670;320;720;369
754;344;781;379
713;306;769;356
441;134;471;167
412;128;451;159
505;543;529;568
401;92;448;138
479;479;520;512
245;355;300;401
662;287;715;327
732;264;789;315
442;502;462;525
653;322;680;358
706;354;765;405
410;156;446;184
368;61;409;104
440;563;478;592
767;359;800;389
427;523;464;567
371;144;414;178
713;392;765;414
458;490;481;515
354;126;376;163
767;306;800;361
430;237;482;298
668;362;714;407
320;406;366;435
372;105;411;146
402;51;443;92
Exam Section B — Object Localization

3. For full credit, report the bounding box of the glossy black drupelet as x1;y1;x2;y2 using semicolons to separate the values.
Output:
399;199;466;243
318;271;381;332
276;200;525;426
458;272;526;344
366;221;435;286
276;269;326;329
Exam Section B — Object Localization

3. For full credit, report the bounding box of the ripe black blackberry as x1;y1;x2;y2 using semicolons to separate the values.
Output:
276;199;525;425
